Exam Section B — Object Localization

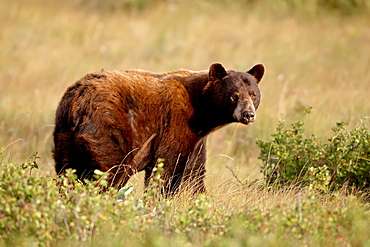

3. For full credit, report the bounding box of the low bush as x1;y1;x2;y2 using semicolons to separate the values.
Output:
0;150;370;246
257;109;370;191
0;159;232;246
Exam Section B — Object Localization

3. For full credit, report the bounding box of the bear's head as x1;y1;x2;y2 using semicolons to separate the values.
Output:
203;63;264;126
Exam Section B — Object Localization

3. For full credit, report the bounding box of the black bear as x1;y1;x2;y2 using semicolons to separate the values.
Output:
53;63;265;194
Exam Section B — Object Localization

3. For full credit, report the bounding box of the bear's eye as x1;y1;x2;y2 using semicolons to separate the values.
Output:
231;93;239;102
249;91;256;99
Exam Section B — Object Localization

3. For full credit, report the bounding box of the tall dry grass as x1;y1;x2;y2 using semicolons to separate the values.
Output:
0;0;369;187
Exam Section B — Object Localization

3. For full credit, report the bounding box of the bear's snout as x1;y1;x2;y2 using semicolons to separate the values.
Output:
243;110;255;121
242;110;255;124
233;98;256;125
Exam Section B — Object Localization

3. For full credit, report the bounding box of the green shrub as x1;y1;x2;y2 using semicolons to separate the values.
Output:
257;110;370;191
0;161;115;245
0;159;229;246
1;150;370;246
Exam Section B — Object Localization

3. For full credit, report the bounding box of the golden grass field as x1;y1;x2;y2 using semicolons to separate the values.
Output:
0;0;369;189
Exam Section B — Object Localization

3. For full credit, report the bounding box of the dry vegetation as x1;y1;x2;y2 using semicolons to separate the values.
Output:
2;0;369;181
0;1;369;245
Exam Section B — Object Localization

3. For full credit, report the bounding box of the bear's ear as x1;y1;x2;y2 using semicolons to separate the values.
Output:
247;64;265;84
209;63;227;82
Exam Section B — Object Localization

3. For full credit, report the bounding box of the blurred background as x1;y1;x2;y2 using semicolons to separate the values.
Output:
0;0;369;187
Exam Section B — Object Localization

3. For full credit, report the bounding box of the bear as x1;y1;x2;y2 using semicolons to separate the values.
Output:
53;63;264;194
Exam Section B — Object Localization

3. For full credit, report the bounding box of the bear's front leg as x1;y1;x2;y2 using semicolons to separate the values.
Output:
181;138;207;194
106;163;137;190
158;168;184;196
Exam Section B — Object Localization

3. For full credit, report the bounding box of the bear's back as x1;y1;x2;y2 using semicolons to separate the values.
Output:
62;69;203;141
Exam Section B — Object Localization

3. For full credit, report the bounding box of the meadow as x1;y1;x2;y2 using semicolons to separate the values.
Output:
0;0;369;246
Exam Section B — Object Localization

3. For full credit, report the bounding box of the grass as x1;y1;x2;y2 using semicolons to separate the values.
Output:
1;161;370;246
2;0;369;179
0;0;369;245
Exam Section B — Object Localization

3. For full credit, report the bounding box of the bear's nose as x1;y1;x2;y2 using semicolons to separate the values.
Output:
243;111;255;121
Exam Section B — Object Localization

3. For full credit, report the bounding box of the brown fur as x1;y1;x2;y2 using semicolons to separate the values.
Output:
53;63;265;194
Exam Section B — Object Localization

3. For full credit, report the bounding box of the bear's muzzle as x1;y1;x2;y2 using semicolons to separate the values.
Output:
233;98;256;125
241;110;255;124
